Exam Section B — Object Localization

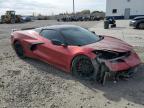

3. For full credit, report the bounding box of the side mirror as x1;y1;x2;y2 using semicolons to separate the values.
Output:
91;31;96;34
51;39;67;47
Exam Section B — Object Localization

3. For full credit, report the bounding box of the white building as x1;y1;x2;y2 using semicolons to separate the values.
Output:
106;0;144;19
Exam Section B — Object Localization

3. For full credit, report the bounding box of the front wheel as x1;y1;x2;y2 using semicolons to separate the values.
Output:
139;23;144;29
71;55;95;79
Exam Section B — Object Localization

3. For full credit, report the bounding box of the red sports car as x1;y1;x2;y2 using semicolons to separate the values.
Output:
11;25;141;83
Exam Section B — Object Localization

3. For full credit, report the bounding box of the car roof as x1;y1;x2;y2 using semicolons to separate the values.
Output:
134;16;144;20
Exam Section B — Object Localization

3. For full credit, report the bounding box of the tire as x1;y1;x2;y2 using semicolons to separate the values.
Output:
111;24;116;28
139;23;144;29
71;55;95;79
11;19;15;24
14;41;26;59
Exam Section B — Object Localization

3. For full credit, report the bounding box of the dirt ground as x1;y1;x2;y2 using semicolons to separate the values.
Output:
0;20;144;108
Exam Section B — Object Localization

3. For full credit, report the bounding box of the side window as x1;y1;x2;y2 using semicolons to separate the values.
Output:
40;30;64;42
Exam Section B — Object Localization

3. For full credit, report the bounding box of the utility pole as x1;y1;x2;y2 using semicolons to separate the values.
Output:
73;0;75;14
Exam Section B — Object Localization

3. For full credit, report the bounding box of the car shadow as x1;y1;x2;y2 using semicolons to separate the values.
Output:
133;28;144;30
24;58;144;106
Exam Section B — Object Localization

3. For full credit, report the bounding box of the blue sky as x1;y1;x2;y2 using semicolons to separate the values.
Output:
0;0;106;15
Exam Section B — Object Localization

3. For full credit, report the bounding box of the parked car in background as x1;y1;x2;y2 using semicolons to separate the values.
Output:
130;16;144;29
21;16;32;22
57;15;103;22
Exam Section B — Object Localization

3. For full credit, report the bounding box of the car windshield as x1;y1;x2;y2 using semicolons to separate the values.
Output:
61;27;101;46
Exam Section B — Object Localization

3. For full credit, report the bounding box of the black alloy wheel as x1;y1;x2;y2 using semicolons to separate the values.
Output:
72;55;95;79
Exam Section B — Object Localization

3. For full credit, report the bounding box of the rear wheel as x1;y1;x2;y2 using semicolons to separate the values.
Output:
71;55;95;79
14;41;25;59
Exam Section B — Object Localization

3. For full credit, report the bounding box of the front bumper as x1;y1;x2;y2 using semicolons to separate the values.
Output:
91;51;141;84
129;21;136;27
98;52;141;72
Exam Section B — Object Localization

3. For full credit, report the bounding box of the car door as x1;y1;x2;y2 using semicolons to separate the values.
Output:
33;29;70;69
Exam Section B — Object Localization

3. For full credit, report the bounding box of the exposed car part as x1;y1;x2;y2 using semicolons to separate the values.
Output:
91;50;139;85
93;50;131;60
95;58;140;85
95;61;110;85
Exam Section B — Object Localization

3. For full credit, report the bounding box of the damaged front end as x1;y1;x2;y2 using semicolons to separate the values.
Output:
93;50;131;60
92;50;141;85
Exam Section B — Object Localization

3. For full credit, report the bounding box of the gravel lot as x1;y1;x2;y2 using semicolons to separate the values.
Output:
0;20;144;108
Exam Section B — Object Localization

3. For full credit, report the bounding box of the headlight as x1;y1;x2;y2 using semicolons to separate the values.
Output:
131;20;136;23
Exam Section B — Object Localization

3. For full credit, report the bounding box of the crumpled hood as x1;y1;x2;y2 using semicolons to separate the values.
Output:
84;36;133;52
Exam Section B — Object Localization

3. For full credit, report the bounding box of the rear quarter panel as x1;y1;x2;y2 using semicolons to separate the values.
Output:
11;30;42;58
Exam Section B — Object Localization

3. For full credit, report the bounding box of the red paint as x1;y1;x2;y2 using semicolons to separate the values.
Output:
11;30;141;73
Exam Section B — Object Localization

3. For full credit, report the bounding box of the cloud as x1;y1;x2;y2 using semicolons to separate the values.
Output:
0;0;106;15
0;0;54;9
0;0;56;15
